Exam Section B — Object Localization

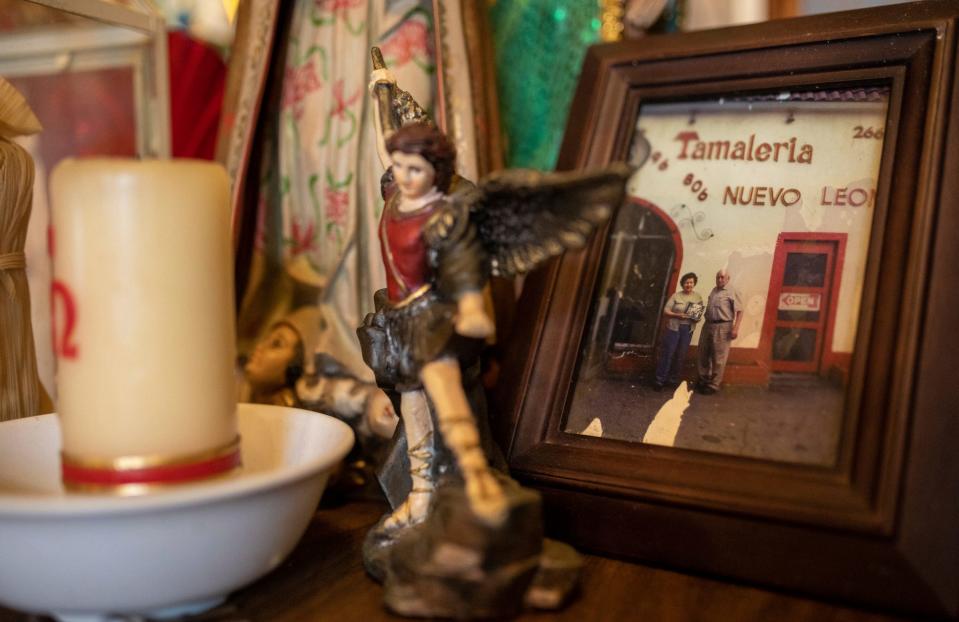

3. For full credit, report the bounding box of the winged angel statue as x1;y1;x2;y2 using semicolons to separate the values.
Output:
362;48;630;533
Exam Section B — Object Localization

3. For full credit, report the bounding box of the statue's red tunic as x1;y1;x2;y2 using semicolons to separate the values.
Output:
379;193;441;303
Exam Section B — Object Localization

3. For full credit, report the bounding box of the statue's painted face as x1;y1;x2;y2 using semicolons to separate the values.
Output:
245;324;300;389
391;151;436;200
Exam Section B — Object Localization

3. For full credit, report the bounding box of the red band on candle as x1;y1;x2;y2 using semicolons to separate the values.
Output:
62;446;241;488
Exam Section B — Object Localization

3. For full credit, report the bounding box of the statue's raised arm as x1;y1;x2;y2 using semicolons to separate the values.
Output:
369;46;431;170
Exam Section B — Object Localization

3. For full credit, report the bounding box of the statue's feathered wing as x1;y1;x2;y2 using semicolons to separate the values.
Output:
464;164;632;278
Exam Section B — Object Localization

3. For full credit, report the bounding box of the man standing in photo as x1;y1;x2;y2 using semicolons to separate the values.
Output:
696;269;743;395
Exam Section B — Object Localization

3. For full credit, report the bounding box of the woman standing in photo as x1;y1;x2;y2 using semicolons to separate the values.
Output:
653;272;703;391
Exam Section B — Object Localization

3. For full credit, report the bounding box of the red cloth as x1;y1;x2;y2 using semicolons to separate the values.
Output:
167;31;225;160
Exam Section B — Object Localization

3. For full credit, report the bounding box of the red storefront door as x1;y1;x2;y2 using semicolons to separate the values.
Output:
767;238;840;373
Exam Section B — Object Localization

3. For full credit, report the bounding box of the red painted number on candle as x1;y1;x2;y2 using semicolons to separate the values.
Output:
51;281;78;360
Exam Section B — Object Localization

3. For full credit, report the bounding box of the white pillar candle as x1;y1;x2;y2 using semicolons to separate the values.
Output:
50;159;237;490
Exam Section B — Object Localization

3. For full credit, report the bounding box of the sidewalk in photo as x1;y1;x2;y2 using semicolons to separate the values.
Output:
565;374;843;466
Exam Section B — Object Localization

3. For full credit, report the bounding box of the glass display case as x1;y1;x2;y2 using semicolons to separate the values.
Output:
0;0;170;405
0;0;170;159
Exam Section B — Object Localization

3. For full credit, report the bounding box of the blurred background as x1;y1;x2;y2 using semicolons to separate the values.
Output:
0;0;919;410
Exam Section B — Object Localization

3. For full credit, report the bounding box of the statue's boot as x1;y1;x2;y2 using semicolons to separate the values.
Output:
437;411;508;526
383;390;435;530
383;432;434;529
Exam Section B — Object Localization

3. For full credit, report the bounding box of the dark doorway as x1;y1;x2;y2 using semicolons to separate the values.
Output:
582;200;681;378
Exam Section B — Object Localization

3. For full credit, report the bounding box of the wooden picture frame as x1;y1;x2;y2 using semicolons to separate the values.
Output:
493;2;959;617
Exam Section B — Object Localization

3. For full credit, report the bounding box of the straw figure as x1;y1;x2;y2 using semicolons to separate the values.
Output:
0;78;42;421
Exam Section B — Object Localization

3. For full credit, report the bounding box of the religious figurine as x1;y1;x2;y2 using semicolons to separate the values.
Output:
359;48;629;617
0;78;42;422
242;305;398;492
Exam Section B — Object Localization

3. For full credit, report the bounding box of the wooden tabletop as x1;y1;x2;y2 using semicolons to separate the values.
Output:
0;499;912;621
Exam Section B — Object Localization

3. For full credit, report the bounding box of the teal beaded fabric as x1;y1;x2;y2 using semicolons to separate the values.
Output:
489;0;601;170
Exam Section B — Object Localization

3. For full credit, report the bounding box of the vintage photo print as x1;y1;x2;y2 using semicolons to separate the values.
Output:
564;86;890;466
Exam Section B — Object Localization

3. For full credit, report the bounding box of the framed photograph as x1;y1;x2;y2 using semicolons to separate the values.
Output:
494;2;959;617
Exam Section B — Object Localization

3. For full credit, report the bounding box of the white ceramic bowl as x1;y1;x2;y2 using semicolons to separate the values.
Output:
0;403;353;621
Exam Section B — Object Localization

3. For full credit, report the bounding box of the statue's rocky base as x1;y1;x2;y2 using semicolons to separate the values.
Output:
363;473;582;619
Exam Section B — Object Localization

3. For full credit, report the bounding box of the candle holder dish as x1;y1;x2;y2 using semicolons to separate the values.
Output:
0;403;354;621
